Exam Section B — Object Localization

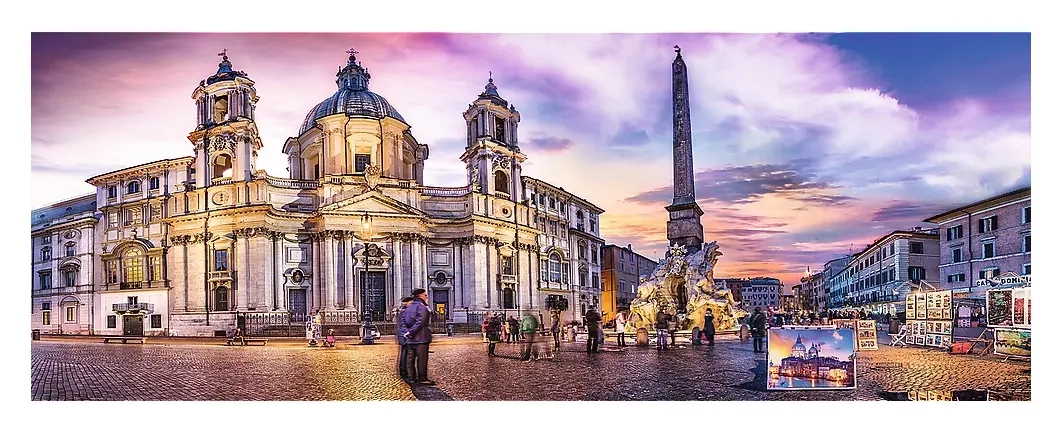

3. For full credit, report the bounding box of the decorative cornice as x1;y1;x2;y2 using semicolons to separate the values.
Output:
233;227;274;238
474;235;500;245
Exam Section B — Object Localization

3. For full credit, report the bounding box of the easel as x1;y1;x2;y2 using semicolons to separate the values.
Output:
889;327;907;347
960;328;994;356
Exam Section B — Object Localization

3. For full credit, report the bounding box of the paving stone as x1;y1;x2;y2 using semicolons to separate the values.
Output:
30;335;1029;401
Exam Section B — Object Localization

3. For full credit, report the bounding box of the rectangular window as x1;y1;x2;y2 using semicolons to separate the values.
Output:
41;248;51;261
127;296;139;305
549;259;561;283
590;219;596;233
591;245;598;264
907;266;926;283
65;244;75;257
548;221;557;236
149;256;162;281
354;154;371;173
979;216;998;233
65;306;76;322
107;185;117;198
980;268;1001;280
107;315;117;328
1022;206;1031;224
946;273;966;283
123;254;143;283
579;270;587;286
42;302;51;311
946;225;963;241
982;242;995;259
108;211;119;229
494;116;506;143
106;260;119;284
619;262;625;272
539;259;548;281
619;279;626;292
591;272;600;289
214;250;229;271
149;176;160;190
910;242;924;254
43;311;51;325
952;248;962;264
39;271;52;290
150;314;162;329
1022;264;1031;275
1023;234;1031;253
500;255;514;275
64;268;77;287
561;263;569;284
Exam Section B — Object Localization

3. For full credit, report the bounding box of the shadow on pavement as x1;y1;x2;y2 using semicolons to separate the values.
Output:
409;383;456;401
733;357;768;392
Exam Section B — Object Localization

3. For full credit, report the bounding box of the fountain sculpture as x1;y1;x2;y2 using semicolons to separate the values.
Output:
627;241;746;333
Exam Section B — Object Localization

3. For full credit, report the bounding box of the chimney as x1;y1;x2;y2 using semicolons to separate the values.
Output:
627;244;632;250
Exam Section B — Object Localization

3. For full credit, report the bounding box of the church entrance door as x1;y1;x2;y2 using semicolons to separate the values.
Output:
289;289;307;322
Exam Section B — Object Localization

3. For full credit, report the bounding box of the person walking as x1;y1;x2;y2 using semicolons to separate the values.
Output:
749;307;767;353
486;312;503;356
520;312;540;361
584;309;602;353
403;289;435;386
702;309;716;346
396;296;414;381
507;316;521;344
655;311;670;350
614;312;628;347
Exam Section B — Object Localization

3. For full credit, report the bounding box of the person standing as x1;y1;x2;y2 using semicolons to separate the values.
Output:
486;312;503;356
584;309;602;353
749;307;767;353
703;309;716;346
403;289;435;386
655;311;670;350
481;315;491;343
520;312;540;361
507;316;521;344
396;297;414;381
614;312;628;347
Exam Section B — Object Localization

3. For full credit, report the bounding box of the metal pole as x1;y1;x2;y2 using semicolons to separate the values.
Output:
361;212;375;344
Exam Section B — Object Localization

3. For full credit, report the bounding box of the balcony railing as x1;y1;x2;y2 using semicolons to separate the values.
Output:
112;303;154;314
209;270;234;281
120;281;143;290
498;274;517;284
421;185;472;197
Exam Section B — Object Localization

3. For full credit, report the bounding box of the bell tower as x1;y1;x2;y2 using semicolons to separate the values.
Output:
460;73;525;197
188;49;263;188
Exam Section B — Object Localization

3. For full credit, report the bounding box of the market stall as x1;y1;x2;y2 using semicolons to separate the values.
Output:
982;273;1031;358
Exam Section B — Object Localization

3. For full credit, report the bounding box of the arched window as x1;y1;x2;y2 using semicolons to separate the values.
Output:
578;266;588;287
214;286;229;311
214;97;229;123
494;171;509;195
41;247;51;261
213;154;233;180
62;265;78;287
127;181;141;194
122;248;144;283
576;209;584;223
549;253;562;283
577;240;588;260
65;242;75;257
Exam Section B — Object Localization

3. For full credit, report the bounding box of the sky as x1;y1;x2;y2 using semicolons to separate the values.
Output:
30;33;1031;287
767;328;855;365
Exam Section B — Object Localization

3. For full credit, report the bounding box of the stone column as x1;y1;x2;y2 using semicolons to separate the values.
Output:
392;236;402;303
275;234;287;311
323;233;335;310
265;232;275;310
241;231;251;309
343;233;355;310
310;235;321;313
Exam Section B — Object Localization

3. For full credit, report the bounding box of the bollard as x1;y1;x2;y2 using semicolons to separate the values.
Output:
691;326;702;346
636;327;649;346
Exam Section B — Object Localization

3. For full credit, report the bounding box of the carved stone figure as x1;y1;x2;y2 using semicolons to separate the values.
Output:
625;241;746;333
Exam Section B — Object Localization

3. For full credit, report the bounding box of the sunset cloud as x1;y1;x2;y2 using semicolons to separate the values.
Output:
30;33;1031;286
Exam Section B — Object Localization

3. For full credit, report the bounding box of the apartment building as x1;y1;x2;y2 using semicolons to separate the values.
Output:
827;228;940;315
924;187;1031;298
601;243;658;321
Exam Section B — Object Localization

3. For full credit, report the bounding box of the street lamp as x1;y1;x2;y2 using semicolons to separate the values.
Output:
360;211;375;344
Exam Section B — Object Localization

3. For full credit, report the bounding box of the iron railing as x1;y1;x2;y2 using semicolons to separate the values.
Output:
112;303;154;313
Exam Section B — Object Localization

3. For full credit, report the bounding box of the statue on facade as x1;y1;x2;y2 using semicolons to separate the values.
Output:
626;241;746;332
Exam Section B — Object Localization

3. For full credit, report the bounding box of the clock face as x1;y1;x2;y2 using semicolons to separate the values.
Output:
64;230;77;239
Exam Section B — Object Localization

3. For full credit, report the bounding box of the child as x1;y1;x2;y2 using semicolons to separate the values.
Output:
325;329;336;347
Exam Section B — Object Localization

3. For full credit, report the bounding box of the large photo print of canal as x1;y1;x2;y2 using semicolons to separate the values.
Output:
767;328;857;390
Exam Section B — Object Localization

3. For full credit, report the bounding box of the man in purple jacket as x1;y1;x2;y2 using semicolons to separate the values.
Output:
402;288;435;386
396;296;414;382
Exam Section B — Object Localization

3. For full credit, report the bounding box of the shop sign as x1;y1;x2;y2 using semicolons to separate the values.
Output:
976;273;1030;288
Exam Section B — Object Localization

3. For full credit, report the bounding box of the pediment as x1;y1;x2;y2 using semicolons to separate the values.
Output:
320;191;426;217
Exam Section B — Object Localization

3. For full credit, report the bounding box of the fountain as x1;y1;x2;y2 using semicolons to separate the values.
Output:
627;241;746;333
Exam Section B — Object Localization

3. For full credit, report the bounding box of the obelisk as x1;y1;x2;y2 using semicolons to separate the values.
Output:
665;45;705;253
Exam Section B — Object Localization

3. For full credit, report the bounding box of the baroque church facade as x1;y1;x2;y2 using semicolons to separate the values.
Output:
31;51;604;336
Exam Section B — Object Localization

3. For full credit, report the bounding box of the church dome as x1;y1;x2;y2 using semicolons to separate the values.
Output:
298;51;406;136
790;335;807;358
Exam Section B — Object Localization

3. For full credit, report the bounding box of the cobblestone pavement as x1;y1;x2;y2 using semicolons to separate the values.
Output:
30;334;1030;401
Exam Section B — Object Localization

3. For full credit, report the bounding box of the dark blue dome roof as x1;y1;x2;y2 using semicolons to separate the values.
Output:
298;52;406;135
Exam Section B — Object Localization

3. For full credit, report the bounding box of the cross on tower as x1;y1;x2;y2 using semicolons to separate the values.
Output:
489;70;493;80
218;48;228;58
347;48;359;57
